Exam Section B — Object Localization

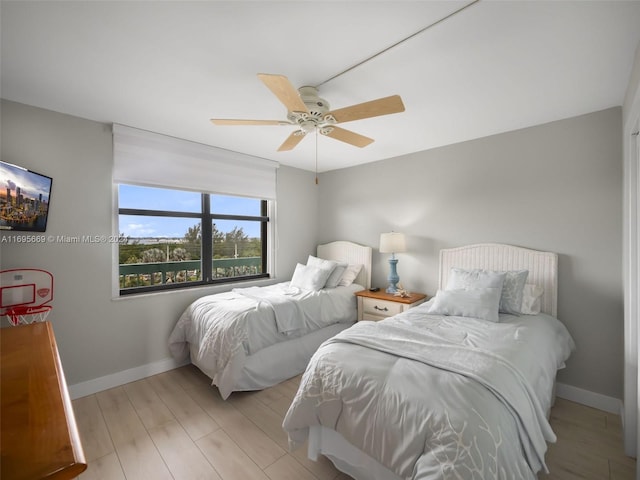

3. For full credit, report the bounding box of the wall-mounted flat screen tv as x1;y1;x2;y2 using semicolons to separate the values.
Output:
1;160;53;232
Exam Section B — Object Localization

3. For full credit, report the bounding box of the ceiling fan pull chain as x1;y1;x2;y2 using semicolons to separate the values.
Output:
315;129;319;185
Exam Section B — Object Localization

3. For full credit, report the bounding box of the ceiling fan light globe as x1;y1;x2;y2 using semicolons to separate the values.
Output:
300;121;316;133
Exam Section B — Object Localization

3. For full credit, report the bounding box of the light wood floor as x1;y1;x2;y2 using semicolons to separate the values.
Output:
73;364;635;480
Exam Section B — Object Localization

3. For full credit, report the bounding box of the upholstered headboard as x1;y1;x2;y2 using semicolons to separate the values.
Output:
439;243;558;317
317;241;372;289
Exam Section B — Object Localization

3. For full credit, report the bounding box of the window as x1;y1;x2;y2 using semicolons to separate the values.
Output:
112;124;278;296
118;184;269;295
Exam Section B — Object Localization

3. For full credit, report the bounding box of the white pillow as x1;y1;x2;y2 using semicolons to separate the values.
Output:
499;270;529;314
447;268;506;291
290;263;332;291
447;268;528;314
325;262;348;288
521;284;544;315
337;263;363;287
306;255;339;288
427;288;503;323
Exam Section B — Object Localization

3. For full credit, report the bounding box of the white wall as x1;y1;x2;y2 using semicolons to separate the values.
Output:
318;107;624;401
0;100;318;389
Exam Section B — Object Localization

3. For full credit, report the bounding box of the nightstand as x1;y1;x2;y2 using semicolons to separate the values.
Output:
354;290;428;321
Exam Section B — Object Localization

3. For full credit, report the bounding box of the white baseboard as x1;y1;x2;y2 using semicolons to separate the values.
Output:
68;361;624;418
68;357;190;400
556;381;623;415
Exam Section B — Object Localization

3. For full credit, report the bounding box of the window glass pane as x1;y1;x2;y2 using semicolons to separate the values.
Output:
118;216;202;289
116;185;268;294
119;215;202;240
211;220;263;279
119;184;201;213
210;194;262;216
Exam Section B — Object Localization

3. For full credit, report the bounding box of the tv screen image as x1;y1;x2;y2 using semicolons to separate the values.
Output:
1;160;53;232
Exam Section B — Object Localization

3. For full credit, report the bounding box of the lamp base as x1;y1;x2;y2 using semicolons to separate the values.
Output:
386;258;400;293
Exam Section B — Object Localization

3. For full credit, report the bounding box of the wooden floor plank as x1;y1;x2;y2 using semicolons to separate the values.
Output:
167;364;211;391
147;372;220;441
114;434;174;480
123;378;175;430
264;454;319;480
72;394;115;462
182;379;244;427
74;367;636;480
78;452;125;480
148;419;223;480
228;392;290;448
196;429;270;480
212;405;286;469
95;386;147;447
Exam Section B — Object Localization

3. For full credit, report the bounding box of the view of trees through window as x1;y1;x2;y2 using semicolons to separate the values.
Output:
118;184;268;293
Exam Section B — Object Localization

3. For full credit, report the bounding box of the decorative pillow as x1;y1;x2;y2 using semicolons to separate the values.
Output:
290;263;332;291
499;270;529;314
447;268;528;314
337;263;363;287
447;268;506;290
521;284;544;315
306;255;339;288
325;262;348;288
427;288;503;323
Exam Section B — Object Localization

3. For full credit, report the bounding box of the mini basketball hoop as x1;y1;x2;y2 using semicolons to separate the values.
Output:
4;305;52;326
1;268;54;326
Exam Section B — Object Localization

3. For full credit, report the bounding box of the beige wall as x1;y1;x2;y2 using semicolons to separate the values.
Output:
318;107;624;399
0;99;318;387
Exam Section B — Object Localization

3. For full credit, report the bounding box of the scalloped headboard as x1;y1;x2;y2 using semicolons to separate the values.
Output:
317;241;372;289
439;243;558;317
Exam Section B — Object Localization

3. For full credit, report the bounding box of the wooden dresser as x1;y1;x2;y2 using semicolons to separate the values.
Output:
1;321;87;480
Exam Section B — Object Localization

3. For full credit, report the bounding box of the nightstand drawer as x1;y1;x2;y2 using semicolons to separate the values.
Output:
361;297;403;317
361;313;389;322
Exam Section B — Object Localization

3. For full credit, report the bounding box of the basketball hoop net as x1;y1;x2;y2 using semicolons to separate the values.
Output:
4;305;52;326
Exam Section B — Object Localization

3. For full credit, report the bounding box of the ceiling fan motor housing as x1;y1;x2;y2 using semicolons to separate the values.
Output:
298;86;330;114
287;86;335;132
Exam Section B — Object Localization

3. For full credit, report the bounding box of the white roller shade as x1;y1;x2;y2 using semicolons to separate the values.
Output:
113;124;278;199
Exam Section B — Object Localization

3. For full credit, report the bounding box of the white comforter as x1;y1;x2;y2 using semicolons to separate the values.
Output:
168;282;361;398
283;303;575;479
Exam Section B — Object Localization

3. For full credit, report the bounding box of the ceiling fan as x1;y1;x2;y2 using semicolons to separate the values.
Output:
210;73;405;152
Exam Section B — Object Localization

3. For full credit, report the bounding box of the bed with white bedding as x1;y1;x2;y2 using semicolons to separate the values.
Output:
282;243;575;480
168;240;372;399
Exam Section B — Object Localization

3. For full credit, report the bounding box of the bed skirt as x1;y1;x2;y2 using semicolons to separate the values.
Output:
222;322;354;393
307;426;402;480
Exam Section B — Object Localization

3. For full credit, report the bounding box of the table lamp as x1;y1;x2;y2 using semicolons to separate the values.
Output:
379;232;406;293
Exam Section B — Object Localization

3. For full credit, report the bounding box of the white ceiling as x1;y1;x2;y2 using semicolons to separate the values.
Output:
2;1;640;173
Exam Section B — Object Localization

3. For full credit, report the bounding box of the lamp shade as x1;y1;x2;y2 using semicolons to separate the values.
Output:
379;232;406;254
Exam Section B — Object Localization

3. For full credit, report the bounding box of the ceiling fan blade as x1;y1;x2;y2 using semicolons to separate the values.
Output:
210;118;292;126
257;73;309;113
327;95;405;124
277;131;306;151
322;126;374;148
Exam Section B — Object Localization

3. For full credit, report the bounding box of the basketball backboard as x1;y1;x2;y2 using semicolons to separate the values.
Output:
0;268;54;316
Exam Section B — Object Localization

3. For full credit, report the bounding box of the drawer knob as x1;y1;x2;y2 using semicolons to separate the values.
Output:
374;305;388;312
